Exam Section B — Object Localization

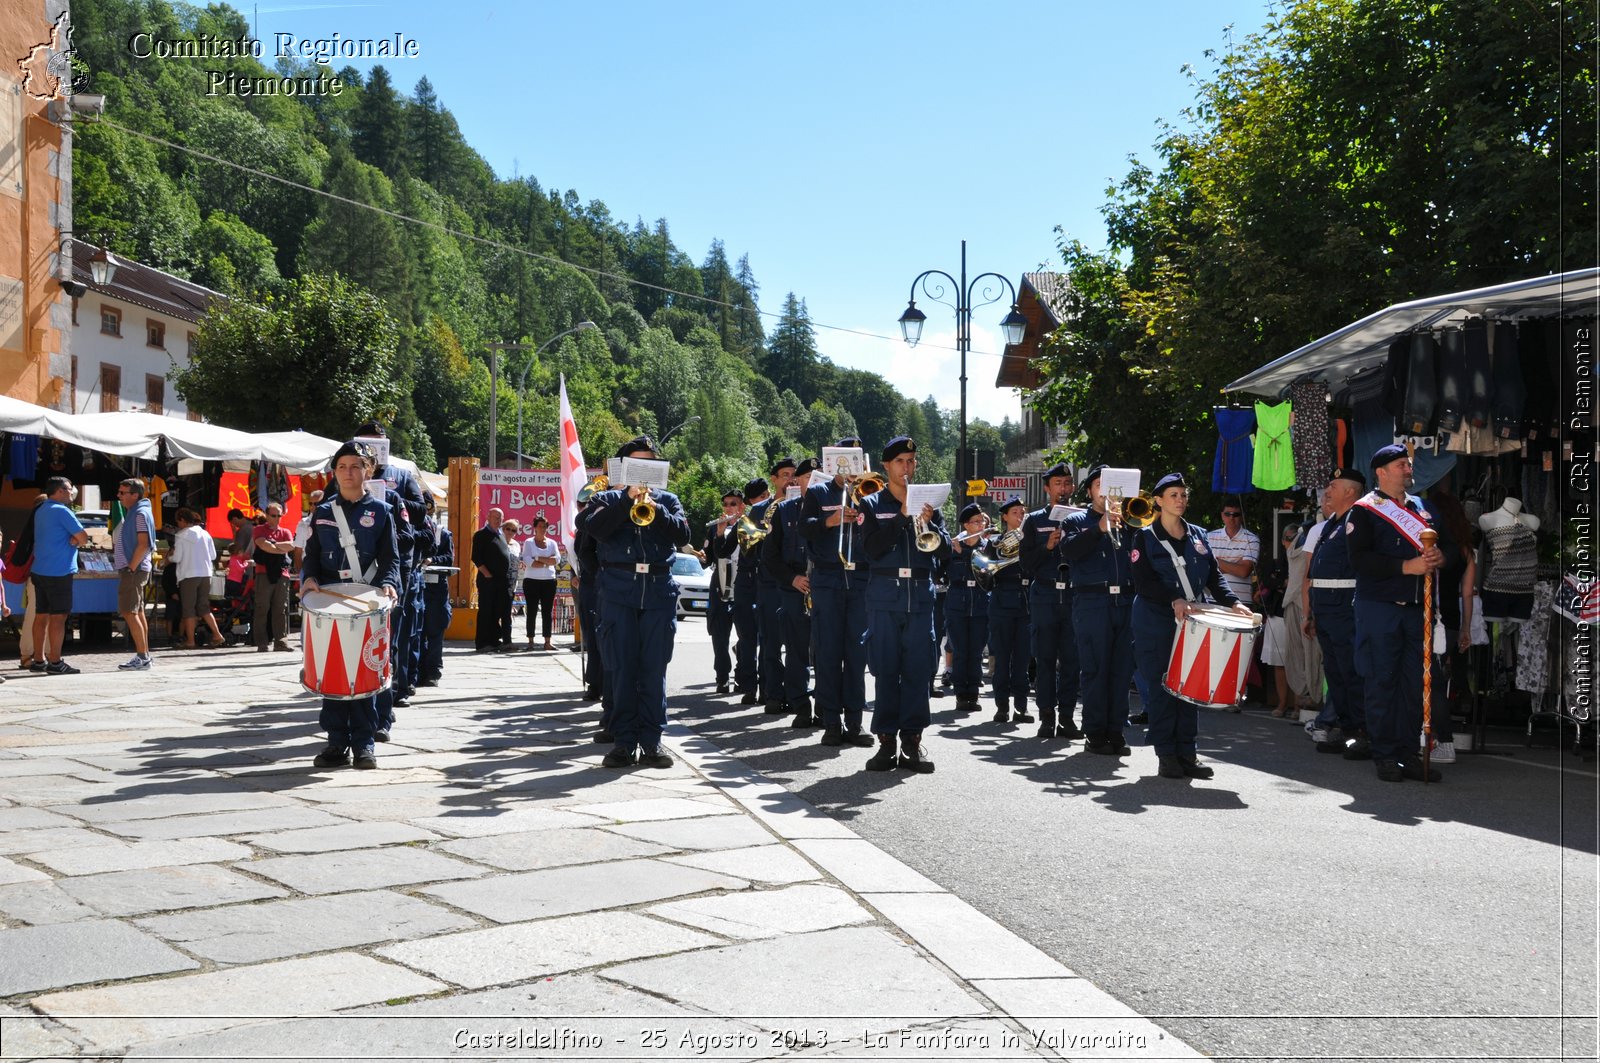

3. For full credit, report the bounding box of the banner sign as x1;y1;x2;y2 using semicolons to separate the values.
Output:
479;469;565;538
988;474;1028;506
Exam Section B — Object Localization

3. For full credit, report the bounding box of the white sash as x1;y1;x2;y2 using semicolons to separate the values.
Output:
1154;528;1198;602
1352;492;1429;551
330;502;377;584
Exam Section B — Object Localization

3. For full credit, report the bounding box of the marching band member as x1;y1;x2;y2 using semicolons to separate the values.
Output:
1130;472;1253;780
1061;465;1137;756
1303;467;1368;758
732;477;768;704
302;441;400;770
703;488;745;694
763;457;818;726
751;458;796;715
417;492;452;687
945;502;991;713
1020;463;1081;740
574;495;605;703
1346;445;1445;782
986;498;1033;725
860;436;950;773
576;437;691;769
800;437;875;748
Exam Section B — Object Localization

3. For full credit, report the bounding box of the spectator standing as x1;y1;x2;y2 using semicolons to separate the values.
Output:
7;493;45;669
113;478;157;671
501;519;521;646
1206;498;1260;607
172;508;226;648
252;501;295;651
520;516;561;650
30;477;90;675
471;507;513;651
1280;518;1324;717
224;508;254;601
0;531;11;682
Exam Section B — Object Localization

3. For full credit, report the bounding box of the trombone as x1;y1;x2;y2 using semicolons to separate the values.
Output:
1104;485;1156;546
838;470;884;568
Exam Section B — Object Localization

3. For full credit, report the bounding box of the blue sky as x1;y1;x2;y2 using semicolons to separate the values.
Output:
252;0;1274;426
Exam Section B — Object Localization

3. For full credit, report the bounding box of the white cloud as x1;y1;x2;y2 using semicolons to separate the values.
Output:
818;321;1022;428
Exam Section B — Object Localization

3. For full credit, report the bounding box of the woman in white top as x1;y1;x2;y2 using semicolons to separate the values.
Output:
519;515;562;649
171;508;225;649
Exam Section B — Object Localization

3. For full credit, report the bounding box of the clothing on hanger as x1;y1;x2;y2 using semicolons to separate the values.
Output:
1479;517;1537;621
1251;400;1295;491
1489;321;1526;440
1288;381;1333;490
1514;580;1555;694
1400;332;1439;435
1462;318;1492;429
1212;406;1257;494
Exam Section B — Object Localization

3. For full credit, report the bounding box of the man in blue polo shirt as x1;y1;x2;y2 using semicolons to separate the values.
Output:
30;477;90;676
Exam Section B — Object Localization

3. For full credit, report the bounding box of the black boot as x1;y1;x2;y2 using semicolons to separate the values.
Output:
1035;710;1056;740
790;699;818;728
740;689;759;705
1157;754;1187;779
841;717;876;747
763;701;788;716
898;732;935;774
992;698;1010;724
820;724;844;746
1106;731;1131;755
1012;700;1034;723
1180;754;1214;779
1057;715;1084;741
865;734;898;772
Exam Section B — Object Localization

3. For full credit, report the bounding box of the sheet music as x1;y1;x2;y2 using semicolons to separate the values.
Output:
821;447;866;477
1100;467;1141;498
606;458;623;483
363;478;387;502
905;483;950;511
785;485;802;501
621;457;670;489
1049;504;1086;523
354;436;390;467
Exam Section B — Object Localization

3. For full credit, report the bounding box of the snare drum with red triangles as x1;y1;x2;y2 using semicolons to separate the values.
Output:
301;583;393;699
1163;606;1262;709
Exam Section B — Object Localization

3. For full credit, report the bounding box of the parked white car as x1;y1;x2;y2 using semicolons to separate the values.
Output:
672;552;711;617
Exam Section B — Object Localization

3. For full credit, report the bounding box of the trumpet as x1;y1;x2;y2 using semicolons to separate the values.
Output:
576;474;609;504
629;488;656;526
913;513;943;553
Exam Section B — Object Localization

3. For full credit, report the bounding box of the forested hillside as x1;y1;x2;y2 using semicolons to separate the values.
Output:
68;0;1019;522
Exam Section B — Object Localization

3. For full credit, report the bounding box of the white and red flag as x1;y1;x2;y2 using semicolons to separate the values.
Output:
557;374;586;574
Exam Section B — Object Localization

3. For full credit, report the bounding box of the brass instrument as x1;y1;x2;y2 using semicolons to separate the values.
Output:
1105;483;1157;546
629;488;656;526
735;500;776;551
838;471;885;568
971;528;1024;589
913;513;943;553
576;474;609;504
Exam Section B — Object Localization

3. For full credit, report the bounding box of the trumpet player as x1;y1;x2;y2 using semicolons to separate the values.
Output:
731;478;768;703
575;436;691;770
1061;465;1138;756
860;436;950;774
799;438;876;747
1020;462;1082;741
987;499;1033;725
752;458;796;716
703;488;745;695
945;503;992;713
763;457;819;727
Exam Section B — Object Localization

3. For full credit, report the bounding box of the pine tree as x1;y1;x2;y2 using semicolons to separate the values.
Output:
352;65;404;177
765;293;818;403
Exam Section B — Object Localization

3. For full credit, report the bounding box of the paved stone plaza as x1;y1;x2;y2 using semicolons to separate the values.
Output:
0;644;1199;1061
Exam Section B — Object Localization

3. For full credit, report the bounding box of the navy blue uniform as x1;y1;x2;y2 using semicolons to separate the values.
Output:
375;485;414;733
574;523;605;696
747;496;786;706
302;492;401;755
576;487;691;756
418;516;454;683
944;539;990;701
985;536;1032;719
704;521;739;687
1346;490;1433;769
1130;520;1238;757
377;462;427;701
1307;515;1363;739
1021;506;1081;735
762;493;813;712
1061;507;1138;747
730;517;762;697
861;492;950;736
801;479;870;733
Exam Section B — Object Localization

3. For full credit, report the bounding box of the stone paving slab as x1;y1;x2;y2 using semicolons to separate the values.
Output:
57;863;287;917
26;836;251;876
792;838;943;893
48;790;295;823
134;889;477;964
649;883;874;940
437;826;674;871
378;910;723;989
866;893;1075;980
410;805;605;837
421;858;748;923
32;953;447;1051
0;807;78;832
605;815;778;851
0;1002;90;1060
0;826;111;855
0;854;48;884
570;795;743;822
0;880;102;925
238;846;486;894
0;919;199;996
663;844;825;884
971;978;1207;1060
0;757;110;778
242;820;440;853
91;804;353;839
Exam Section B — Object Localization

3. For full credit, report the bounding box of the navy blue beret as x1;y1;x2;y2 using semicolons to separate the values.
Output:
616;436;656;459
959;502;984;523
1370;444;1408;471
743;478;769;501
1042;462;1074;482
998;498;1024;514
1153;472;1187;494
769;457;797;475
882;436;917;461
1331;466;1367;488
1081;464;1107;489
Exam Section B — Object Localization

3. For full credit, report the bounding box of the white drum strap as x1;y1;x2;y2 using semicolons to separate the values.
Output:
330;503;378;584
1158;535;1198;601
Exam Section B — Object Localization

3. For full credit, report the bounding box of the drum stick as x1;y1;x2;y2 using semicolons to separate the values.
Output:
1420;528;1437;784
315;588;375;608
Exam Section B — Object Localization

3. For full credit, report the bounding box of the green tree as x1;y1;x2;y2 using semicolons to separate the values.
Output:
189;210;282;295
352;65;405;177
298;149;408;311
175;272;401;437
765;293;820;402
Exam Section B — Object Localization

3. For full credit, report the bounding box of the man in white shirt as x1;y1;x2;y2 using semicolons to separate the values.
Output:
1206;498;1259;606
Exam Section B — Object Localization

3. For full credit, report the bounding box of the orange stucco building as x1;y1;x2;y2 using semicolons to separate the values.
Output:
1;0;73;410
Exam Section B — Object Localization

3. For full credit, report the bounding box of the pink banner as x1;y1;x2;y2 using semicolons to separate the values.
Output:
478;469;565;538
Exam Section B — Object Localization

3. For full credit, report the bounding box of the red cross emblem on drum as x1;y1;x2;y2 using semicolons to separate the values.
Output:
301;583;393;699
1163;606;1262;709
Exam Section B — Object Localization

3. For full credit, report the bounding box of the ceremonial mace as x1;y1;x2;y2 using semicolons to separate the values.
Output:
1420;527;1438;784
